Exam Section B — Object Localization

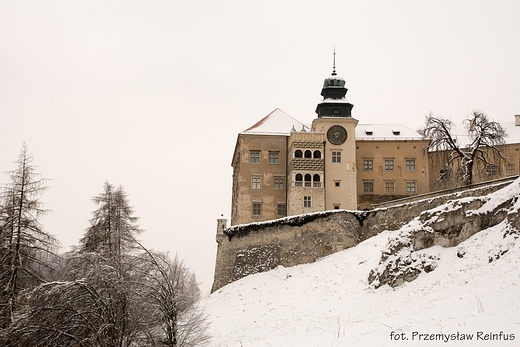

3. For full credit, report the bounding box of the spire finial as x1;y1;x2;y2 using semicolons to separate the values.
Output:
332;46;337;76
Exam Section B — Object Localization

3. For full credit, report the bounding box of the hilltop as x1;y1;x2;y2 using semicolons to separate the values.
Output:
204;179;520;346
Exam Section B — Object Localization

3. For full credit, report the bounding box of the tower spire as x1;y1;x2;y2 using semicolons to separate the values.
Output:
332;46;337;76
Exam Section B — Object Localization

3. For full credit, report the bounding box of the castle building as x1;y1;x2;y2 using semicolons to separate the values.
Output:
230;63;430;226
214;59;520;292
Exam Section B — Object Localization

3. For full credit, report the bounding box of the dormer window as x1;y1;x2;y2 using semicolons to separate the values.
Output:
365;130;373;136
392;130;400;136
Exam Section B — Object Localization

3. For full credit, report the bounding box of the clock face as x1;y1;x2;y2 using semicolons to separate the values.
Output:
327;125;347;145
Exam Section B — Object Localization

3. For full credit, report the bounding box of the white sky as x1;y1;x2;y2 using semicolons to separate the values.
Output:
1;0;519;293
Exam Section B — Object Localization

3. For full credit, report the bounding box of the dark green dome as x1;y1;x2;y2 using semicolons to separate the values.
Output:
320;72;348;100
322;75;346;89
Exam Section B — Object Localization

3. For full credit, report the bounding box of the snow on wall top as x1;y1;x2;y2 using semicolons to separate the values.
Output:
241;108;311;135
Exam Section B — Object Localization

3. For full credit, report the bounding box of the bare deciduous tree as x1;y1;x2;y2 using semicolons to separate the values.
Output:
9;279;118;347
418;111;508;186
135;248;211;347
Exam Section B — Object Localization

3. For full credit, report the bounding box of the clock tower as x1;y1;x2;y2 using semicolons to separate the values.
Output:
312;56;358;210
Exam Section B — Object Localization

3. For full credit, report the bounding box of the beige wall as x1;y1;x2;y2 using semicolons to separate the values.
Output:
231;134;287;225
312;117;359;210
356;139;430;209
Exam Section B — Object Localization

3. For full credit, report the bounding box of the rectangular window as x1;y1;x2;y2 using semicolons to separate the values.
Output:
274;177;284;189
363;159;373;171
332;151;342;163
250;151;260;164
269;151;279;164
304;196;311;208
333;204;340;210
384;181;395;194
406;181;417;194
277;203;286;216
486;165;498;176
506;163;515;175
252;203;261;216
384;159;394;171
406;159;416;171
251;177;261;189
363;181;374;193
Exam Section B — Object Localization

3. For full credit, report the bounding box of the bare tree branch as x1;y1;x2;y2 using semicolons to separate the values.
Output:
418;111;508;186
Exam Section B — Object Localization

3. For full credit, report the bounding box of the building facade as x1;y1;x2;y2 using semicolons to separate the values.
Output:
355;124;430;209
230;67;431;226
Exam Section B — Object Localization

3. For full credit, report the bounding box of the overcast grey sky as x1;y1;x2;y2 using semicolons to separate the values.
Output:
1;0;519;293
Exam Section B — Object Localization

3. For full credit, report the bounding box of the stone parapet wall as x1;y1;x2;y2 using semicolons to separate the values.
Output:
211;180;512;292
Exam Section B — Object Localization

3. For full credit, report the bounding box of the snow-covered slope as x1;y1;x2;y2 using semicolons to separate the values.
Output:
204;183;520;347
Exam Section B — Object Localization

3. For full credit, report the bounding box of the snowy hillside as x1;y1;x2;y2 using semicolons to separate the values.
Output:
204;181;520;347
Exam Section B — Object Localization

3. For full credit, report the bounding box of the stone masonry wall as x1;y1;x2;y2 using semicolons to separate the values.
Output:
211;180;512;292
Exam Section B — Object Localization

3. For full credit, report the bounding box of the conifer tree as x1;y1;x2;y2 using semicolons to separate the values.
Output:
9;182;145;347
8;181;209;346
80;181;141;258
0;144;58;327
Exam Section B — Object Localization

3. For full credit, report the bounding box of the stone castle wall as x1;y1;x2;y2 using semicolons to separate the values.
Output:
211;180;514;292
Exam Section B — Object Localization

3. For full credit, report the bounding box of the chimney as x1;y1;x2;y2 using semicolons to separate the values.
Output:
515;115;520;126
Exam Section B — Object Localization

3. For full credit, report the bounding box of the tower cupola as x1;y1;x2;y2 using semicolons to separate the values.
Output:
315;51;354;118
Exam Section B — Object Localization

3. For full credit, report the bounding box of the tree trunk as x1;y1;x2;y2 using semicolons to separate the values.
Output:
463;159;474;186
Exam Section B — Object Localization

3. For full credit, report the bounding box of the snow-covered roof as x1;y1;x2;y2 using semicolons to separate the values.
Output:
356;124;423;141
240;112;520;144
241;108;311;135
